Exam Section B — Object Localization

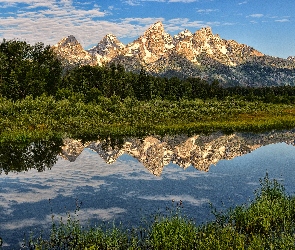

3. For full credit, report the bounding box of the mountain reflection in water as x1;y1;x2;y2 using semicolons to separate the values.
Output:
62;130;295;176
1;130;295;175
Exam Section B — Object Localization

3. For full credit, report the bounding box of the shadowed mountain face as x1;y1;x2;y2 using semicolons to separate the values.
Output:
60;130;295;176
53;22;295;87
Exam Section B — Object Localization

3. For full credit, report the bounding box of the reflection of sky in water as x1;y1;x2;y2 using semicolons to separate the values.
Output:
1;143;295;248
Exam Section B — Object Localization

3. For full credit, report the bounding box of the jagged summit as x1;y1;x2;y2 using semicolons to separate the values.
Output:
174;29;193;41
94;34;124;49
288;56;295;61
105;33;120;41
54;21;295;86
144;21;165;34
123;21;174;63
53;35;95;67
88;33;125;60
54;35;79;47
195;27;214;38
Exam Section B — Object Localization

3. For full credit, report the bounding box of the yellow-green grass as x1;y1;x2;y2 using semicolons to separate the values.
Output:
0;95;295;142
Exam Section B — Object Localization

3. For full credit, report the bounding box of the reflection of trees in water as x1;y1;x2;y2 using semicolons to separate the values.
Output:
0;139;63;174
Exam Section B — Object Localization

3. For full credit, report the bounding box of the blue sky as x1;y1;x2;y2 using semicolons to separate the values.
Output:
0;0;294;58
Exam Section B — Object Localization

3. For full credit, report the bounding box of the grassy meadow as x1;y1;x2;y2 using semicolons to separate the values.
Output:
0;95;295;143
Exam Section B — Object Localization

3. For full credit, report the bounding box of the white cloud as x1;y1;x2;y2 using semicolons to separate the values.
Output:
0;207;127;231
164;18;204;33
248;14;264;18
121;17;165;25
123;0;140;5
197;8;219;14
238;1;247;5
275;19;290;23
138;194;209;206
0;1;134;47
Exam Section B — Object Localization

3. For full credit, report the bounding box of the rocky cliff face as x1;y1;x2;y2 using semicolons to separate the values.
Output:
60;130;295;176
52;35;96;69
54;22;295;86
88;34;125;65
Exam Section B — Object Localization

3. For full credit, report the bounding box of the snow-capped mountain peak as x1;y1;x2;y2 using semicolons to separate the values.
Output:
53;35;94;68
53;22;295;86
123;21;174;63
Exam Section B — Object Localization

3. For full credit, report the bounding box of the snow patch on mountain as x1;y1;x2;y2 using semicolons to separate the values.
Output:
53;22;295;86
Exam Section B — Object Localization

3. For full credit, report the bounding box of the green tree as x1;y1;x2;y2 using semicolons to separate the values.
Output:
0;39;62;99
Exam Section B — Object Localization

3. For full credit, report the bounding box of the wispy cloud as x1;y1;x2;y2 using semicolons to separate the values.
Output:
163;18;231;34
238;1;247;5
138;194;209;206
275;18;290;23
123;0;140;6
197;8;219;14
0;0;119;46
165;19;204;32
0;0;227;49
122;17;165;25
248;14;264;18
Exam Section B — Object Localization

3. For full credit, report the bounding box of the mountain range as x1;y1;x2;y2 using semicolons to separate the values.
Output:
53;21;295;87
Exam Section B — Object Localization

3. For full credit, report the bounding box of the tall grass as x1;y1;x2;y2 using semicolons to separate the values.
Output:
1;95;295;142
22;174;295;249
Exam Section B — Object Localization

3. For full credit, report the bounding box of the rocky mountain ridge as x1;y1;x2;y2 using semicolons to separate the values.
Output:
53;35;96;69
53;22;295;86
61;130;295;176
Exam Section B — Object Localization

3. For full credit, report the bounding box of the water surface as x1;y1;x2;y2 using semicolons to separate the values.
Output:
1;131;295;248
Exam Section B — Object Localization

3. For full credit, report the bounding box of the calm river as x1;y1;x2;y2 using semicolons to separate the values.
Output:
1;131;295;248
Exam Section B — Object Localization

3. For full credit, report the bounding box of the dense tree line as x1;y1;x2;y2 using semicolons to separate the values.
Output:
1;39;295;103
0;39;62;100
60;63;295;104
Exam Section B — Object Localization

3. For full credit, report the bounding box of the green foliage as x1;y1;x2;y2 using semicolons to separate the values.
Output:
147;201;198;250
202;173;295;249
2;38;295;104
26;202;140;250
0;95;295;143
228;174;295;237
0;39;62;99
